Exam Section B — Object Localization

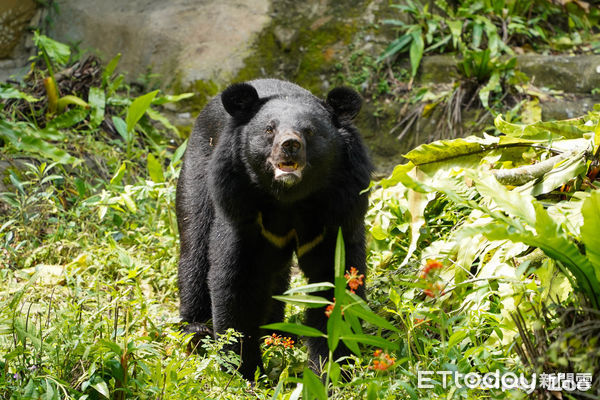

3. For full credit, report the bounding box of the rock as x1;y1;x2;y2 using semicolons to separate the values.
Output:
0;0;37;58
48;0;272;87
540;95;600;120
0;0;39;82
418;55;460;85
517;54;600;94
417;54;600;94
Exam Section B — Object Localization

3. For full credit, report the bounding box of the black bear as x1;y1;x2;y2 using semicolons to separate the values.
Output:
176;79;372;380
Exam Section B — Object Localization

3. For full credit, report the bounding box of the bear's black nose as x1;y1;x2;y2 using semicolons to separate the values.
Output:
281;137;302;156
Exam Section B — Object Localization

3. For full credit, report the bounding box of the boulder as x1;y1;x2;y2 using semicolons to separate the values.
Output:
0;0;39;82
48;0;271;87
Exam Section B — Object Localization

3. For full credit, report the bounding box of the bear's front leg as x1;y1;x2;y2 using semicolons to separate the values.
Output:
207;223;275;381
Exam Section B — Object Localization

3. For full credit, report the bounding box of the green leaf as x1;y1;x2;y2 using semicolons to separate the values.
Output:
261;323;324;337
152;93;194;105
447;20;463;48
126;90;159;133
463;204;600;308
170;139;188;167
121;193;137;213
284;282;334;295
88;87;106;129
517;151;587;197
344;299;400;332
302;368;327;400
147;153;165;183
0;85;39;102
46;107;89;130
327;301;343;352
377;34;412;62
111;116;131;144
533;203;600;308
340;320;361;355
404;135;499;166
478;70;500;109
272;294;332;308
56;95;89;113
34;32;70;66
91;380;110;399
494;114;591;141
448;330;467;349
367;382;379;400
339;333;399;350
0;121;78;164
110;162;127;186
580;190;600;280
409;29;424;77
335;228;345;279
103;53;121;83
376;162;430;192
473;173;536;224
146;108;180;136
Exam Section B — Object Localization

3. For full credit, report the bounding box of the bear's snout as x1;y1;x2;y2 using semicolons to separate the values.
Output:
269;131;307;185
281;136;302;157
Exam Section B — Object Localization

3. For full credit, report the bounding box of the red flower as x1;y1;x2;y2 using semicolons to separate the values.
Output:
344;267;365;293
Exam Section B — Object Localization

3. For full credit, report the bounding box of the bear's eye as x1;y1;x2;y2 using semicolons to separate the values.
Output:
304;128;314;137
265;125;275;135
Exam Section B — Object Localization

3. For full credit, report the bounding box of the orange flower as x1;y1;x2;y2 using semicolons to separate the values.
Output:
420;259;443;278
369;349;395;371
325;300;335;318
423;282;445;298
264;333;294;348
344;267;365;293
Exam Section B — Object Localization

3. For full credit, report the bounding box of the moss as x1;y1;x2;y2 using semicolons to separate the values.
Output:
234;0;372;97
171;75;222;114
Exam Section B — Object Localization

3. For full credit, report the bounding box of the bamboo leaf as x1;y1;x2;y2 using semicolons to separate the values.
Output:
261;323;325;338
126;90;159;133
327;302;343;352
580;190;600;280
404;135;499;165
302;368;327;400
340;334;399;350
494;114;591;141
46;107;89;130
89;87;106;129
409;29;424;76
34;32;71;66
272;295;332;308
284;282;334;295
344;300;400;332
147;153;165;183
377;34;412;62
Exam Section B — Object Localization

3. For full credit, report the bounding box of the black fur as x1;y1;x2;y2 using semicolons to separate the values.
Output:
176;79;373;380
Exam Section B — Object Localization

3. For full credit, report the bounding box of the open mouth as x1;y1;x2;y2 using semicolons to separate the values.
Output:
277;161;298;172
273;160;304;182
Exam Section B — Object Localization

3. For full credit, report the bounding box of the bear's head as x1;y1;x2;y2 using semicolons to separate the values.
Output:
221;82;362;202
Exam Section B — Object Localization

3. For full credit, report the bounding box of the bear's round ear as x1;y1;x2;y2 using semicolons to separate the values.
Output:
326;87;362;121
221;82;260;122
